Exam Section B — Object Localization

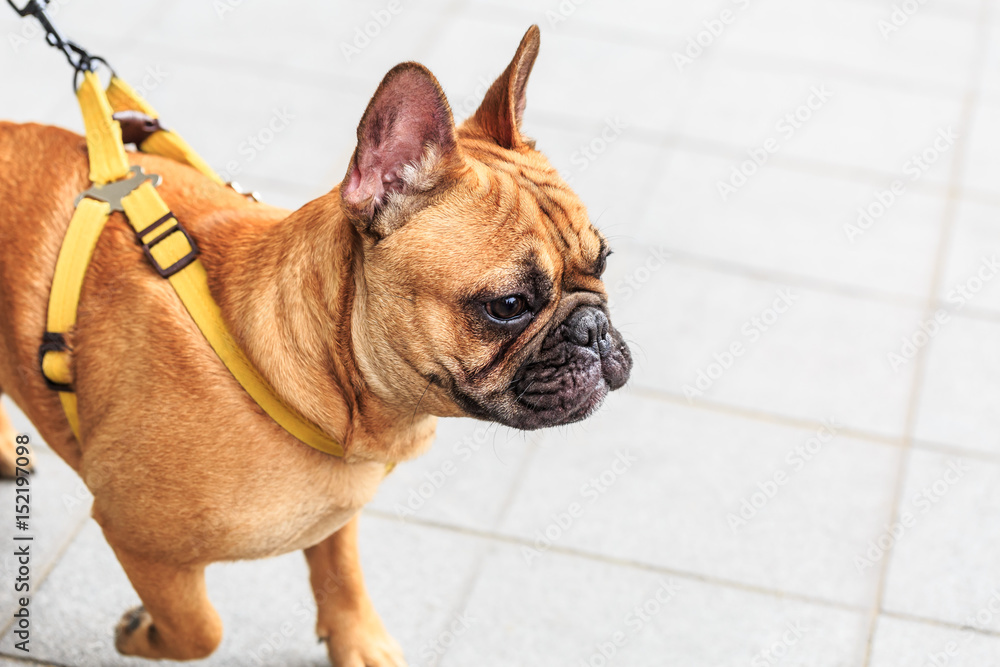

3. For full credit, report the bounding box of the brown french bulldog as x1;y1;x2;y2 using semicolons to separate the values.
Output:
0;25;631;665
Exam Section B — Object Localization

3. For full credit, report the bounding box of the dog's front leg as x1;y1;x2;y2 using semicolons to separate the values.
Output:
109;543;223;660
305;515;406;667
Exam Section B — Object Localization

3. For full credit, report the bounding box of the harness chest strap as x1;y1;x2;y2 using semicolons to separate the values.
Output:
41;71;359;464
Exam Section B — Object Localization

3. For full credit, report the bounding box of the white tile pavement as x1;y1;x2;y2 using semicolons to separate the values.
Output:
0;0;999;665
913;315;1000;456
718;0;982;92
881;450;1000;630
869;615;1000;667
638;148;946;301
439;546;870;667
497;392;899;608
962;100;1000;200
936;201;1000;315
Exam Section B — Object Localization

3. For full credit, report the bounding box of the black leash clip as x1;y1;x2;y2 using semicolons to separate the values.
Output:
6;0;112;89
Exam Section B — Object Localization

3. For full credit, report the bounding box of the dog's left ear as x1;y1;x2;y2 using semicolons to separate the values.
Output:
341;62;459;237
469;25;541;150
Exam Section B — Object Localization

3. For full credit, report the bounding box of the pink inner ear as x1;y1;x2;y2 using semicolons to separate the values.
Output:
343;67;455;212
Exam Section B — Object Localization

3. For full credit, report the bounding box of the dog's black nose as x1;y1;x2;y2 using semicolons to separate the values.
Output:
565;307;611;356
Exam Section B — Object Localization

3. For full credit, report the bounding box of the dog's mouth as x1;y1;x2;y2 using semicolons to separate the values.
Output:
454;305;632;430
513;375;610;428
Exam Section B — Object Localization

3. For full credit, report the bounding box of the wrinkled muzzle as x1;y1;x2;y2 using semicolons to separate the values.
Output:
512;305;632;429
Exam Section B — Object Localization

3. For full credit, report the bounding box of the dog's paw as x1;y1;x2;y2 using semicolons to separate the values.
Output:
322;613;407;667
115;605;154;656
112;601;221;660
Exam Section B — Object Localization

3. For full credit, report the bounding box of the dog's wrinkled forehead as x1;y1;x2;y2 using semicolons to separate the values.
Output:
456;145;610;296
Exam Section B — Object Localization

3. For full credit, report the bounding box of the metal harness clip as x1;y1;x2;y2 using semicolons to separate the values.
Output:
74;165;162;213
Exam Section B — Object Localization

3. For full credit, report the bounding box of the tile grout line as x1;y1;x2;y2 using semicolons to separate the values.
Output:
0;651;68;667
0;509;91;642
628;385;904;444
881;609;1000;641
425;412;540;667
363;507;1000;644
532;108;963;199
629;384;1000;465
622;243;1000;328
909;437;1000;464
655;247;929;310
859;0;995;663
363;508;869;614
611;122;684;243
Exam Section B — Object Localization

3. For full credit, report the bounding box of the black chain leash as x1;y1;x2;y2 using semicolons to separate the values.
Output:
6;0;113;89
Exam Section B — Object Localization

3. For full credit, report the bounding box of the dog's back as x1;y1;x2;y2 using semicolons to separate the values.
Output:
0;122;284;465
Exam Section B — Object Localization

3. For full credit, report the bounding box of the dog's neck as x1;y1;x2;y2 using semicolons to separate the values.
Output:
206;192;436;463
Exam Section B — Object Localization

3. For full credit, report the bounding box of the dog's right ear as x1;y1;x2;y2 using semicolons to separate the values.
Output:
340;62;459;238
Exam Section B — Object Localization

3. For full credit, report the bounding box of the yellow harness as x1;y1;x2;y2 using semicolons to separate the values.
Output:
39;72;351;461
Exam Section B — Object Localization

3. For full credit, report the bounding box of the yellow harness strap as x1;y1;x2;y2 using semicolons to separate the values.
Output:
41;72;351;462
104;77;225;186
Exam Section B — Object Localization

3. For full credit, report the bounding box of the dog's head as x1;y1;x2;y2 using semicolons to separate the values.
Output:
342;26;632;429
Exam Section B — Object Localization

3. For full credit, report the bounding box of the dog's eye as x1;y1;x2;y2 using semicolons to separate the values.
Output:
486;295;528;321
595;249;612;277
595;252;609;277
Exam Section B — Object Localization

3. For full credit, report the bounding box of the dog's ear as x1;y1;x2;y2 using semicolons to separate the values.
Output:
469;25;540;150
341;62;459;237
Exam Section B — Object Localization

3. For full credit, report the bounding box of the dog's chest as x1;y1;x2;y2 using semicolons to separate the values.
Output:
239;462;385;558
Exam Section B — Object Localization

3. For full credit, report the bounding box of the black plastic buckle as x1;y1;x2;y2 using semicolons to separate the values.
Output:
137;213;199;278
38;331;72;392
